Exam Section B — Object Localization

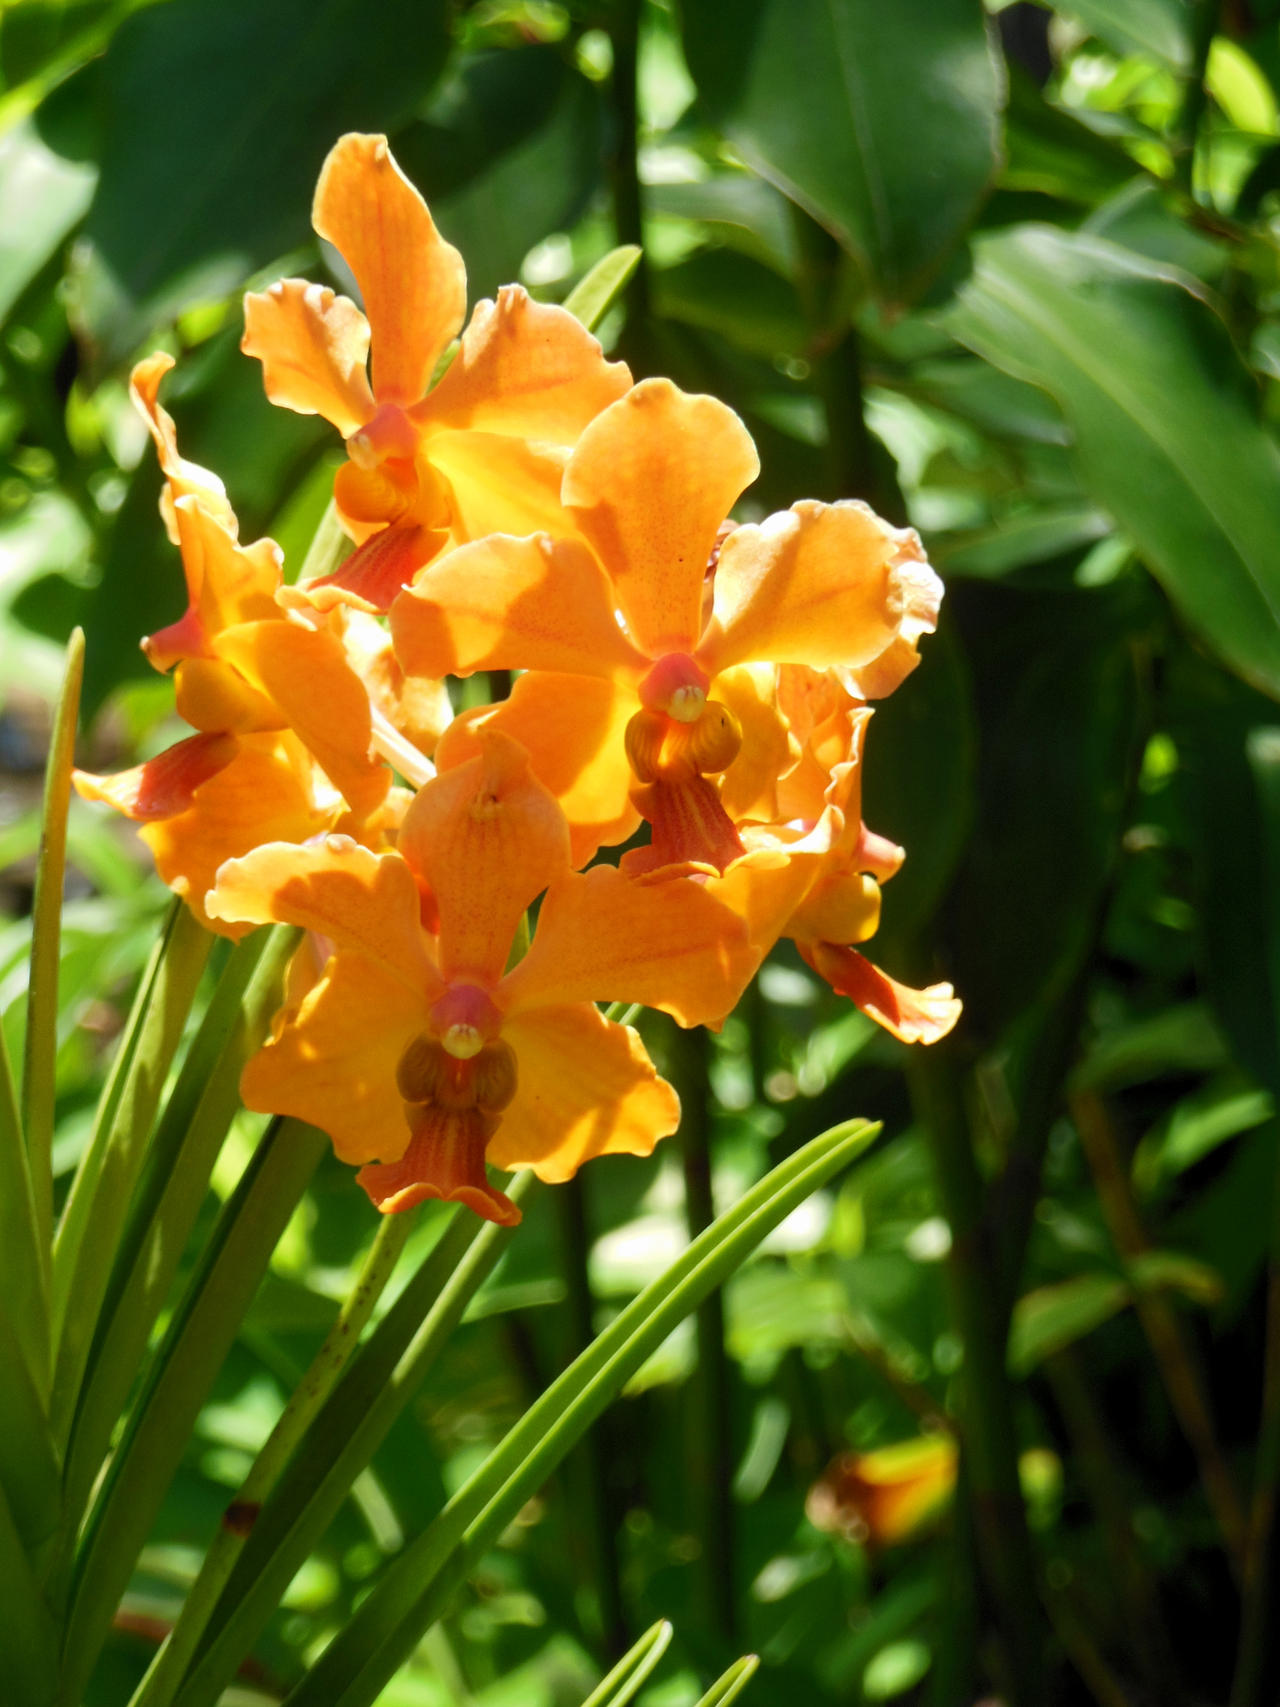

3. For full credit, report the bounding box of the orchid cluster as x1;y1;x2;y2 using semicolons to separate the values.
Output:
75;133;960;1228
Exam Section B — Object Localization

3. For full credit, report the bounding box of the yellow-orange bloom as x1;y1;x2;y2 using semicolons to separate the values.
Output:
392;378;941;872
74;355;394;931
807;1436;958;1547
205;733;757;1223
242;133;631;613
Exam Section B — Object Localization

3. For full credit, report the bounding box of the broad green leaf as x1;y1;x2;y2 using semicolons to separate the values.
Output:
947;226;1280;701
1133;1078;1273;1195
1008;1272;1130;1375
1001;63;1138;206
0;119;95;322
682;0;1001;306
935;501;1112;578
578;1619;672;1707
285;1118;877;1707
654;246;807;358
1173;654;1280;1091
394;44;602;301
1054;0;1193;71
60;1117;327;1706
648;175;799;276
936;577;1145;1042
563;245;643;333
70;0;450;368
1071;1001;1228;1095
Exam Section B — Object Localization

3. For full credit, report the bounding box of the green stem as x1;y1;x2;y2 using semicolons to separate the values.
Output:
1072;1087;1248;1577
671;1022;736;1643
1228;1127;1280;1707
911;1046;1046;1705
130;1209;416;1707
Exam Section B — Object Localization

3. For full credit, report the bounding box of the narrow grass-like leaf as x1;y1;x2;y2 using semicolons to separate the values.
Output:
168;1185;534;1707
0;1304;61;1554
131;1208;417;1707
287;1119;878;1707
578;1619;672;1707
693;1656;759;1706
60;1117;326;1705
50;901;212;1446
0;997;47;1401
62;927;298;1529
0;1480;58;1706
22;627;84;1286
563;245;641;330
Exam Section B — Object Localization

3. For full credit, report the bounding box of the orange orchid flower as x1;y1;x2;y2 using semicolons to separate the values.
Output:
241;133;632;614
205;733;757;1224
770;674;961;1045
390;378;942;876
74;355;395;932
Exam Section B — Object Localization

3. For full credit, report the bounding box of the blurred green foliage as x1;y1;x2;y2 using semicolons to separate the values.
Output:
7;0;1280;1703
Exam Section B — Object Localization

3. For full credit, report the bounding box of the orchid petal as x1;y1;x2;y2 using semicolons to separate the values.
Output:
390;533;646;682
798;943;961;1044
241;278;374;436
397;730;571;986
421;285;630;440
489;1004;678;1179
313;133;465;406
562;378;759;658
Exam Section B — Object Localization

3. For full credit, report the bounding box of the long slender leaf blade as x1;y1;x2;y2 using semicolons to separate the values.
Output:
62;927;296;1528
947;225;1280;701
22;627;84;1282
60;1117;326;1706
0;964;46;1400
169;1190;533;1707
694;1656;760;1707
0;1481;58;1706
563;244;641;331
287;1118;878;1707
579;1619;672;1707
0;1304;61;1554
50;901;212;1444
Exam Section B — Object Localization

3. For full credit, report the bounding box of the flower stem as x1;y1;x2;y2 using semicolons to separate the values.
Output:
1071;1086;1248;1576
911;1045;1046;1704
670;1021;736;1643
129;1207;417;1707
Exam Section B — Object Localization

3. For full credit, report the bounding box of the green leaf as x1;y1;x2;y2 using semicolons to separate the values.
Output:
683;0;1001;305
61;1117;327;1704
0;1304;61;1554
394;44;602;301
936;577;1144;1041
1008;1272;1131;1375
0;119;96;323
563;244;642;332
168;1195;532;1707
71;0;451;368
947;225;1280;702
0;1482;57;1707
578;1619;672;1707
49;898;212;1446
1055;0;1193;72
285;1118;878;1707
21;627;83;1302
61;927;297;1528
693;1656;760;1706
1128;1248;1225;1306
1133;1078;1273;1195
934;501;1112;579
